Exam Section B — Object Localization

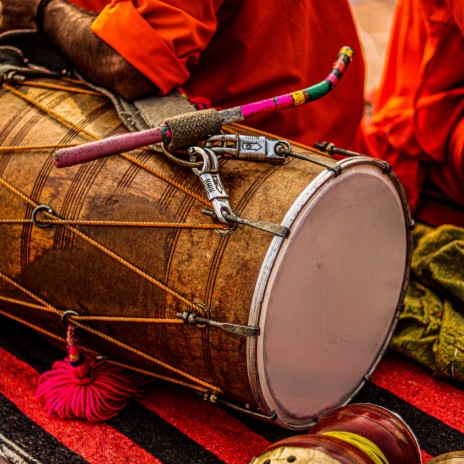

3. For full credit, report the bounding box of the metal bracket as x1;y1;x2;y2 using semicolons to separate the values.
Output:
380;160;392;174
202;209;289;238
177;310;260;337
205;133;289;163
198;391;277;421
61;310;80;325
279;148;343;176
216;397;277;421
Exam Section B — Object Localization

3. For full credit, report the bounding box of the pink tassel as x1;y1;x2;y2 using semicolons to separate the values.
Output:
36;324;146;422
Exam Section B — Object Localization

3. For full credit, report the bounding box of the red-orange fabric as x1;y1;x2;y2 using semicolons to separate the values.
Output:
65;0;365;148
356;0;464;219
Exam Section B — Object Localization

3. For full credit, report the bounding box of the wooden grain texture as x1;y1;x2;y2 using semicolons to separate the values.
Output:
0;81;328;407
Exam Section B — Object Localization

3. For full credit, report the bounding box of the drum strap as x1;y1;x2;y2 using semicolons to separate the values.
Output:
0;29;196;149
77;74;197;148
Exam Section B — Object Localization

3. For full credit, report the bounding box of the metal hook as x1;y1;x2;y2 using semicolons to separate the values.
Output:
189;146;234;223
189;146;220;176
176;308;260;337
61;310;80;325
32;204;54;228
160;141;203;168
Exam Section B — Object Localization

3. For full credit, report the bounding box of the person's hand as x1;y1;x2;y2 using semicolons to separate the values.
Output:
0;0;40;32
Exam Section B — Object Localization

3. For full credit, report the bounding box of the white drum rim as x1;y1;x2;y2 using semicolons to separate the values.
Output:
246;157;413;430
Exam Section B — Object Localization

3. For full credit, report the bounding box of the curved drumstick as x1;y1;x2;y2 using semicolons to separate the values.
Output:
53;46;354;168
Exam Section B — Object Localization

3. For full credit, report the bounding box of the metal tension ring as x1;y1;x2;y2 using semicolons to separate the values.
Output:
32;204;54;228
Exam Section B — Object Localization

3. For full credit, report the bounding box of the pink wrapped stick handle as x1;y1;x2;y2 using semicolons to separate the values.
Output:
53;126;167;168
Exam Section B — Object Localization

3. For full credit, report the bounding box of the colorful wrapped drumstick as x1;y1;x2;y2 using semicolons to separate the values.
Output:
53;46;354;168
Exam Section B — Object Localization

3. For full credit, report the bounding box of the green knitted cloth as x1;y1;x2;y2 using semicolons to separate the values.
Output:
391;223;464;381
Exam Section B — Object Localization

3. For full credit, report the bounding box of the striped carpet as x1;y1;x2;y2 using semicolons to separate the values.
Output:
1;315;463;464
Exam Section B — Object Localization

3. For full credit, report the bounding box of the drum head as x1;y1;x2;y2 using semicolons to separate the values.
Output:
248;159;410;429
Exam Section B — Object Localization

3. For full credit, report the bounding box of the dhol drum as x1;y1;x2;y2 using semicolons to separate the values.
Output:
250;403;422;463
0;80;412;429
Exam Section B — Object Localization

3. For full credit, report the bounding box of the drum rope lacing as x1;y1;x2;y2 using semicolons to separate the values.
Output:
0;81;235;395
0;309;214;393
0;175;209;311
1;81;336;160
0;79;339;400
0;272;222;393
0;216;226;230
0;81;229;230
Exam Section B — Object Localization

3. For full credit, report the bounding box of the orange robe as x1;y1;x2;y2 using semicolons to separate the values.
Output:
357;0;464;226
67;0;365;148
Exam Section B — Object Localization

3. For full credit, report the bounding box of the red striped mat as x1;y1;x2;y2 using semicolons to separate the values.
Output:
1;316;463;464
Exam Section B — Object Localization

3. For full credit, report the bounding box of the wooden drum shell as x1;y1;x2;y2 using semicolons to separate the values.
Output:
0;81;412;429
0;82;323;400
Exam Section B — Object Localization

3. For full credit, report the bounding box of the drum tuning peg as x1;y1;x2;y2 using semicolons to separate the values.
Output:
176;310;260;337
314;141;363;157
202;209;289;238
